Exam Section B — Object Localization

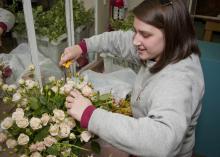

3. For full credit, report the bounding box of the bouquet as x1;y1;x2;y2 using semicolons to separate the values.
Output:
0;65;131;157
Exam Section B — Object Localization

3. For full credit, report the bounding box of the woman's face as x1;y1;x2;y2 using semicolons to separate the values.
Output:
133;17;165;61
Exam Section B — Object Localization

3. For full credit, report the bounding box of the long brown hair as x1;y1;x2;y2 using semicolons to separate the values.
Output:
133;0;200;73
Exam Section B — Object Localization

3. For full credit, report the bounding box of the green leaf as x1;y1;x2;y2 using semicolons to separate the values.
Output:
91;141;101;154
46;145;59;156
34;126;50;142
29;97;40;110
99;93;112;101
39;96;47;105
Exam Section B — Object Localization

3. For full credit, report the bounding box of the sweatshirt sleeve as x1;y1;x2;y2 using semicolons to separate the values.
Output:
84;30;140;64
0;8;15;32
88;74;195;157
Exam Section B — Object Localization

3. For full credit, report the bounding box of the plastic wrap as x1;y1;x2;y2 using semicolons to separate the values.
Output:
81;68;136;101
0;43;63;84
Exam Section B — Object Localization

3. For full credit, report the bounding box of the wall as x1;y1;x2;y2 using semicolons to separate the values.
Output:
195;41;220;157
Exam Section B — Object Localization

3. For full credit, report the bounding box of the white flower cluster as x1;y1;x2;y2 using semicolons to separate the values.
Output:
63;78;93;97
0;73;96;156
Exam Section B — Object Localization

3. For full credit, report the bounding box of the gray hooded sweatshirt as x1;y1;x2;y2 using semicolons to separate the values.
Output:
84;30;204;157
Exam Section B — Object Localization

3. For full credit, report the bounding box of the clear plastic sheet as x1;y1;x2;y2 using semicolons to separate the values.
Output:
81;68;137;101
0;43;63;84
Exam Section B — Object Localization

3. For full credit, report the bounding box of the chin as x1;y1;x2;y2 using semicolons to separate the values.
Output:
139;54;149;61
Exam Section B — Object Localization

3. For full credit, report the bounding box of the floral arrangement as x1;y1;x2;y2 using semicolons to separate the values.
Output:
0;62;12;83
0;65;131;157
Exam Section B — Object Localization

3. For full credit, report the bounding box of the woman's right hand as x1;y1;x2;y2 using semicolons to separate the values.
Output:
59;45;83;67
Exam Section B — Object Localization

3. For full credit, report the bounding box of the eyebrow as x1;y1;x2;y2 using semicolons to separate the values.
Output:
133;27;151;34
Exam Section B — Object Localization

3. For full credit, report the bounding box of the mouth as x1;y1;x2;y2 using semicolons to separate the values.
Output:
137;48;147;54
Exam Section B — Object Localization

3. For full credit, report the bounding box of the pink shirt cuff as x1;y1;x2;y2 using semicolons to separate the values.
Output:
0;22;7;32
78;40;87;55
80;105;96;128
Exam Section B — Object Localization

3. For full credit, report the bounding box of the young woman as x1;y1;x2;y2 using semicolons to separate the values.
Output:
60;0;204;156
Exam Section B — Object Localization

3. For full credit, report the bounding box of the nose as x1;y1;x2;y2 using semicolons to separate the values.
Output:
133;33;141;46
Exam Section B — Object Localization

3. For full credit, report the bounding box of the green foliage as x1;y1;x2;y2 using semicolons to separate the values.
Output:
110;13;134;31
33;126;50;142
9;0;94;41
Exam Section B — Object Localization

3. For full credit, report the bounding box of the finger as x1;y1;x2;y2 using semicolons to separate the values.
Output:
66;96;75;103
67;109;74;116
73;89;82;96
69;90;81;98
65;102;72;109
59;47;73;66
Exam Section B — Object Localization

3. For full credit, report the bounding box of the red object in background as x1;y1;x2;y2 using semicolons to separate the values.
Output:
2;66;12;78
114;0;124;8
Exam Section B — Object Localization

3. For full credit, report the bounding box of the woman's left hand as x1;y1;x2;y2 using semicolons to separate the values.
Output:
65;89;92;121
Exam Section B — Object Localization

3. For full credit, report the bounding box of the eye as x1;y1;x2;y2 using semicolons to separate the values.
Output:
141;33;151;38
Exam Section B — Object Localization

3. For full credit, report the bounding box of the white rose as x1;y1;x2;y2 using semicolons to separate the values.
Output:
30;152;42;157
7;84;16;92
76;80;87;89
61;148;71;156
35;141;46;152
81;85;93;97
2;84;8;91
64;117;76;129
0;132;7;143
29;143;37;152
80;131;93;142
49;124;59;136
51;86;58;93
59;123;71;138
12;92;22;102
21;98;28;107
6;139;17;148
59;86;64;94
69;133;76;140
25;80;36;89
3;97;10;103
66;79;75;86
44;136;57;147
47;155;56;157
1;117;13;129
16;117;29;128
30;117;42;130
41;113;50;126
18;79;25;85
12;108;24;121
53;109;65;121
18;133;29;145
63;84;73;94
